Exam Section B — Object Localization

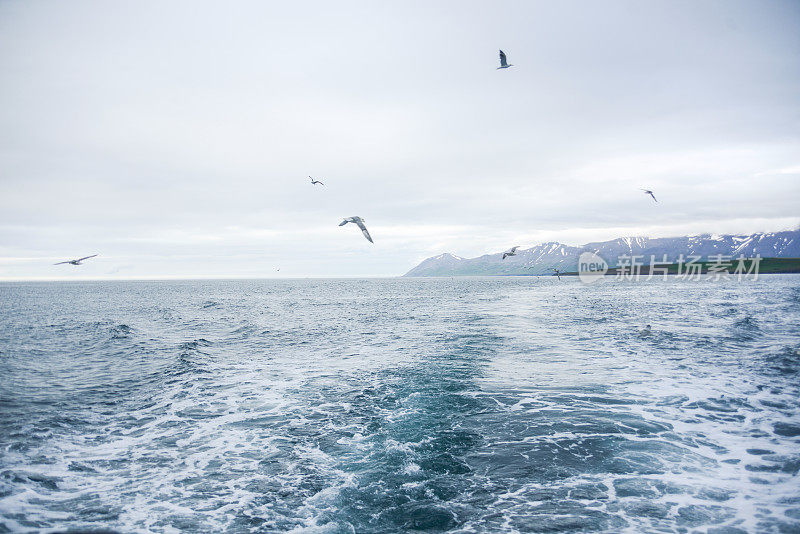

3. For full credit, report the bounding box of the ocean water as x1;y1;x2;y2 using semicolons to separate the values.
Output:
1;277;799;533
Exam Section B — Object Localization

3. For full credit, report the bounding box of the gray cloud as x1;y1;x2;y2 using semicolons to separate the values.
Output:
1;0;799;279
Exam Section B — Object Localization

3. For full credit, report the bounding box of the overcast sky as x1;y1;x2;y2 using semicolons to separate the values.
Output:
1;0;798;279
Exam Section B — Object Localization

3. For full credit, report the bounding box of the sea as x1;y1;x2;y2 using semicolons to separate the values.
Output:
1;276;799;533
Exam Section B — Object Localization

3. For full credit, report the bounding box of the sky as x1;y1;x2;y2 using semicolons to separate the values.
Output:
1;0;798;279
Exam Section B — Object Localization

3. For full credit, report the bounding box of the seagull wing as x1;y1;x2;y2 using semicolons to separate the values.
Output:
511;246;519;253
54;261;71;265
650;192;658;202
338;219;350;226
76;254;98;262
355;220;374;243
499;50;508;67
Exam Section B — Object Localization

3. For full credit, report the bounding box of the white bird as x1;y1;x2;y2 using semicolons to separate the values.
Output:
639;324;652;336
339;216;373;243
641;189;658;202
550;268;562;280
497;50;513;69
309;176;324;186
502;246;519;260
54;254;98;266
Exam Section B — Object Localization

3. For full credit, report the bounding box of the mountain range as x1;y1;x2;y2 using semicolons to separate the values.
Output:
403;230;800;276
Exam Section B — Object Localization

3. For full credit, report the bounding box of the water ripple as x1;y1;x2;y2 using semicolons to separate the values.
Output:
0;277;799;532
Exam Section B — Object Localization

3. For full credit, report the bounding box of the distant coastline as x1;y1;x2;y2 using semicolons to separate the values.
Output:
404;230;800;277
560;257;800;277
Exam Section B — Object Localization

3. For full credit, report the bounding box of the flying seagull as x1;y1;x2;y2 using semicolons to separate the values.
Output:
339;216;373;243
497;50;513;69
641;189;657;202
550;268;562;280
502;246;519;260
309;176;324;186
54;254;98;266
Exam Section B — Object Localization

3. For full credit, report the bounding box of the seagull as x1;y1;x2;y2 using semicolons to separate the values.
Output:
641;189;658;202
309;176;324;186
54;254;98;266
339;216;373;243
497;50;513;69
639;324;652;336
502;246;519;260
550;268;562;280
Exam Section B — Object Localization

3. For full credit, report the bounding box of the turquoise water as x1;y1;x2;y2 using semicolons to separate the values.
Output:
1;277;799;532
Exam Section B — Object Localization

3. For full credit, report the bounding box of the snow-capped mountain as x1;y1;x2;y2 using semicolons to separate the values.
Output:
403;230;800;276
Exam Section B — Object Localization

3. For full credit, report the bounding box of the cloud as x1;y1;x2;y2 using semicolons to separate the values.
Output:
1;0;799;279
